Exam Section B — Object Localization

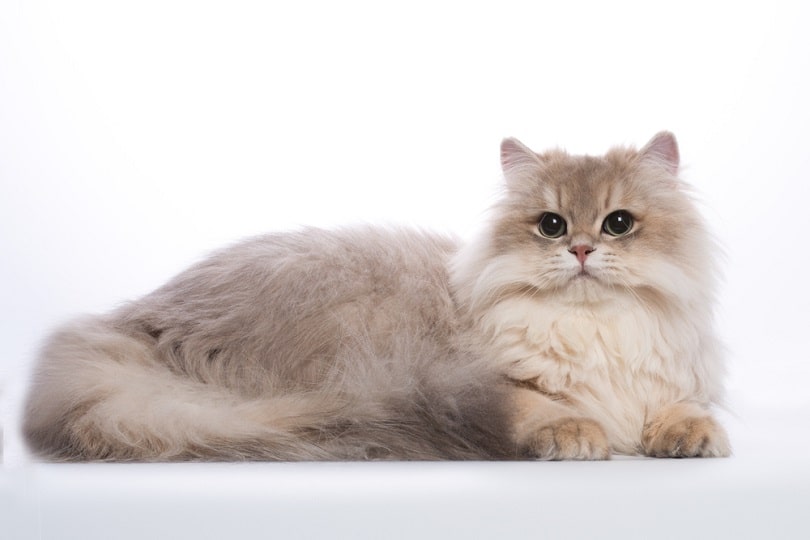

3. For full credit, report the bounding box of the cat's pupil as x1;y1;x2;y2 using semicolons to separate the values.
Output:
603;210;634;236
538;212;567;238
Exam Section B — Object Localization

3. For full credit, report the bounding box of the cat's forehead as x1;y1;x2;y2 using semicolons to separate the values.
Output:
535;150;641;214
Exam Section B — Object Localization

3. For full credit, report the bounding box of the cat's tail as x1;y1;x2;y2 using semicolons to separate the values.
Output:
23;317;515;461
22;317;351;461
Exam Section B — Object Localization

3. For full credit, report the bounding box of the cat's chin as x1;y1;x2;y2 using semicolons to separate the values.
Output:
558;271;623;304
564;266;603;284
572;269;597;280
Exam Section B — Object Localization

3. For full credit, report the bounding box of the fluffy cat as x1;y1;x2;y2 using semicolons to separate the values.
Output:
22;132;730;461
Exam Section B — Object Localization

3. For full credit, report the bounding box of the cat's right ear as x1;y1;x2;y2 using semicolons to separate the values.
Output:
639;131;679;176
500;138;543;185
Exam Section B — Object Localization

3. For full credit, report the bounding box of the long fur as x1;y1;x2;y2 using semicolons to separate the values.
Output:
23;132;729;461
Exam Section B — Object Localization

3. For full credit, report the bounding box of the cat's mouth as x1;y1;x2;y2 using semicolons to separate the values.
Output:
570;267;603;284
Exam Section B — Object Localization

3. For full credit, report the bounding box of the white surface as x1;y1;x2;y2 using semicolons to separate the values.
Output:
2;1;810;538
3;453;810;540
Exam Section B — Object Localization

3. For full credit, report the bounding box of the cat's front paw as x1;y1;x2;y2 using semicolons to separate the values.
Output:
525;417;610;460
643;410;730;458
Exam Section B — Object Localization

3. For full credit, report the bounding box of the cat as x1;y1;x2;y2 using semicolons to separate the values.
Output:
22;132;730;461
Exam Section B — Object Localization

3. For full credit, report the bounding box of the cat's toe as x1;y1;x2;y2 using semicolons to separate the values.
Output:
527;417;610;460
643;415;730;458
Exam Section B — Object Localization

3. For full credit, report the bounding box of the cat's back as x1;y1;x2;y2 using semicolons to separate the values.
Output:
236;226;461;335
156;225;460;310
128;225;458;309
115;226;463;387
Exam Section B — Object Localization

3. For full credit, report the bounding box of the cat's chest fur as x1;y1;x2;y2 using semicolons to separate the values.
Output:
478;295;701;451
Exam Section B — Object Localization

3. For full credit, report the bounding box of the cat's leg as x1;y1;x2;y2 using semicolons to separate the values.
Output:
509;386;610;460
642;402;730;458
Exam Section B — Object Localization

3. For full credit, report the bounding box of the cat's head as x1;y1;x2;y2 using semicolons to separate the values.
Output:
452;132;717;312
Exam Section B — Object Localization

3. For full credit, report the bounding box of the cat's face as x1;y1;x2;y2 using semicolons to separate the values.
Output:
487;133;712;305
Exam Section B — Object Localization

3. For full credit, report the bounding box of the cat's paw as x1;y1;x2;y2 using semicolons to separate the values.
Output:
525;417;610;460
643;413;730;458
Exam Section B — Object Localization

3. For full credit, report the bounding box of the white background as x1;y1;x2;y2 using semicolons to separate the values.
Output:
1;1;809;538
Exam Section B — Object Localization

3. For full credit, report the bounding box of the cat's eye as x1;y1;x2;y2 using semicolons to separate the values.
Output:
602;210;634;237
538;212;567;239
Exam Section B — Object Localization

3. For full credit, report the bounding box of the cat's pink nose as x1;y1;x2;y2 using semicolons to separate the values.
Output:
568;245;595;266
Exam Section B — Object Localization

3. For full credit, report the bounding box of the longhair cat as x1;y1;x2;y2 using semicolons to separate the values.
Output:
23;132;730;461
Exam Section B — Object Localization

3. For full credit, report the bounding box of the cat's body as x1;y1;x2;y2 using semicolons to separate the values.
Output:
23;132;730;461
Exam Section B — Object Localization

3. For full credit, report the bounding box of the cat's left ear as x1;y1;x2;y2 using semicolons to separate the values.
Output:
640;131;679;176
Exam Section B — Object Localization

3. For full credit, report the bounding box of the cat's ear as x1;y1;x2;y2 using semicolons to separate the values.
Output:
500;138;543;184
640;131;679;175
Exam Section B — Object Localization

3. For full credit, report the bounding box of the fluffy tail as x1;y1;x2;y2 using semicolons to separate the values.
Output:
23;317;356;461
23;317;514;461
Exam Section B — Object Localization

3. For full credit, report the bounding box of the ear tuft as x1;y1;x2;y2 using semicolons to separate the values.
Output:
640;131;680;175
